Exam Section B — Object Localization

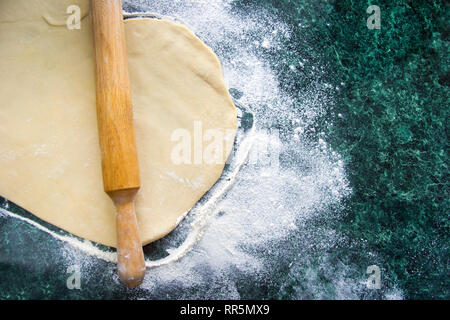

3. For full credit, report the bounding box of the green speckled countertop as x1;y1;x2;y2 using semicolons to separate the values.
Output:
0;0;448;299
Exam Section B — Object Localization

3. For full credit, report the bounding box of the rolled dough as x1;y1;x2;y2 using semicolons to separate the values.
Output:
0;0;237;247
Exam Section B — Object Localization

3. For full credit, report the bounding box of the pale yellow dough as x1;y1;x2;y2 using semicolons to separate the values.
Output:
0;0;237;247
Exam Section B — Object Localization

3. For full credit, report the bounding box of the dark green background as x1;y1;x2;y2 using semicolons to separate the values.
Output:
0;0;448;299
232;0;449;299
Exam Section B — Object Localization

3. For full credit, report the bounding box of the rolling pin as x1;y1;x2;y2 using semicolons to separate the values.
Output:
91;0;146;287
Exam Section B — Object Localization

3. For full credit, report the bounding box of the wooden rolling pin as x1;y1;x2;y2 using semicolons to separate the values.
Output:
91;0;146;287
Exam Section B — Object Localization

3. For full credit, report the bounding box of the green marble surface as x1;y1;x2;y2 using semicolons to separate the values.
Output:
0;0;448;299
247;0;449;300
